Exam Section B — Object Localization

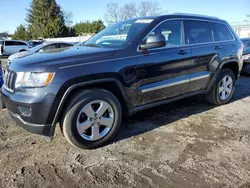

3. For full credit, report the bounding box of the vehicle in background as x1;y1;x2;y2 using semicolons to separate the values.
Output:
0;59;3;87
1;13;243;149
0;40;3;56
8;42;73;63
28;40;44;47
241;38;250;74
0;40;30;56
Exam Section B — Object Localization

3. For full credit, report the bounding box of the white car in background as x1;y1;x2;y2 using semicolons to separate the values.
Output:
0;40;30;56
8;42;73;63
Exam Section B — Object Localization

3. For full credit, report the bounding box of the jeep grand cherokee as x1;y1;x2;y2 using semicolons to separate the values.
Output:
1;13;243;149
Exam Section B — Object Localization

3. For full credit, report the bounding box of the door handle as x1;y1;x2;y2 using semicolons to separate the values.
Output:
178;50;189;55
214;45;223;50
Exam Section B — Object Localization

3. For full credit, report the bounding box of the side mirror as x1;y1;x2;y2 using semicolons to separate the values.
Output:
140;34;166;50
38;49;43;52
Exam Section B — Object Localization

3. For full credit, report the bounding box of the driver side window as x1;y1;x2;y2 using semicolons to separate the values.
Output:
149;20;183;47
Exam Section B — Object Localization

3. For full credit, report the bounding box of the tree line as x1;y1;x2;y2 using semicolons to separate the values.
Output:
12;0;165;40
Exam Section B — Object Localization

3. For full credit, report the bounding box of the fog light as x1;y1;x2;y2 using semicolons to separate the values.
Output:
18;105;31;117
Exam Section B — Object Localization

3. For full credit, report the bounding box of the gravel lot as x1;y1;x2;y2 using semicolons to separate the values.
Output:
1;57;250;188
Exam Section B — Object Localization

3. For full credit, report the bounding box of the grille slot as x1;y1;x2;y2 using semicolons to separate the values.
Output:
4;70;16;93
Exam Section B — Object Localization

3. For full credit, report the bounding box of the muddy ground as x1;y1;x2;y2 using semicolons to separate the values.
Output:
0;57;250;188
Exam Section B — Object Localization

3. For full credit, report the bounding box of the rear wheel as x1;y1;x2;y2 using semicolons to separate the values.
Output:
206;68;235;105
61;89;122;149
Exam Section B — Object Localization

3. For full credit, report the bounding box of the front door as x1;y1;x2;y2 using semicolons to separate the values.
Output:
136;20;192;106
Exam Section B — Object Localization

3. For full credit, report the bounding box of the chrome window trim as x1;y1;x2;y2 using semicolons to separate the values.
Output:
137;17;236;52
140;71;211;93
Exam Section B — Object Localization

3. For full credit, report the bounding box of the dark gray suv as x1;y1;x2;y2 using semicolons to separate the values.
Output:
1;13;243;149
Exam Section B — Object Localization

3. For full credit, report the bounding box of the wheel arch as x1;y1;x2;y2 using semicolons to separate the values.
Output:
219;59;240;79
51;78;131;129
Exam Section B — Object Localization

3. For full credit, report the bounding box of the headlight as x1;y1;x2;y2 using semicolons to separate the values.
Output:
15;72;55;88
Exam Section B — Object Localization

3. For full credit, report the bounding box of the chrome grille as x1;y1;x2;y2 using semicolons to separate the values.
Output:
4;70;16;93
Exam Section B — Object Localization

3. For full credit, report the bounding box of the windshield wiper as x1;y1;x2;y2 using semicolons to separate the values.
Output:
84;43;100;47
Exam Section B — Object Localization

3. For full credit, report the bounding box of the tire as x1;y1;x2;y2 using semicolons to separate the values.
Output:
206;68;235;105
61;88;122;149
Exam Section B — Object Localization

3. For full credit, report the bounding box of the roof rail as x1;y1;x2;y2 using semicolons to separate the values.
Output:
171;13;219;19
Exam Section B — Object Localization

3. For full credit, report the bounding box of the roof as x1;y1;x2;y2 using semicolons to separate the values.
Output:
128;13;224;23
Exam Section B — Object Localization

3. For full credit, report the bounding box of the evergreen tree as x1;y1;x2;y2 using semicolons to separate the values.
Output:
12;24;30;40
26;0;68;39
73;20;105;35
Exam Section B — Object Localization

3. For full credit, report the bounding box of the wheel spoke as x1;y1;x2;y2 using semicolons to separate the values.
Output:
225;87;231;94
225;78;232;87
219;87;224;93
77;120;92;133
100;117;114;127
91;125;101;140
222;77;227;86
222;90;226;99
82;103;95;118
96;101;110;117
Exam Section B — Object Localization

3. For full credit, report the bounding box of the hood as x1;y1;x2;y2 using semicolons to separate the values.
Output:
9;46;117;72
8;51;34;62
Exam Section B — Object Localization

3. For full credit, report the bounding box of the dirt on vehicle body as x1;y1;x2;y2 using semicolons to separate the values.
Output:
0;66;250;188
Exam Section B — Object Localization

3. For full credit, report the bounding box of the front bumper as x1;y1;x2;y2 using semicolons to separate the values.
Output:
1;87;58;137
8;110;53;136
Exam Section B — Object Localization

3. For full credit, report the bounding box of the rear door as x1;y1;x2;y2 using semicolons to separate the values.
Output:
4;41;18;55
136;20;192;106
16;41;29;51
184;20;216;92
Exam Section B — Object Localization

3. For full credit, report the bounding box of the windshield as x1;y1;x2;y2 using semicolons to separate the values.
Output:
29;43;47;52
83;19;153;48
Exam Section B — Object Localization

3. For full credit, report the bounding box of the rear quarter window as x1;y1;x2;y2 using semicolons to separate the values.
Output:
16;41;27;46
210;23;234;42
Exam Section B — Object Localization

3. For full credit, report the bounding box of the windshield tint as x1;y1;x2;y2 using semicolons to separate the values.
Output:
83;19;153;48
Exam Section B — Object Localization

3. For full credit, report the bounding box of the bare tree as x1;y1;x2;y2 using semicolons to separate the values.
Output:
120;2;137;20
104;1;165;24
104;3;120;23
138;1;161;17
64;11;74;26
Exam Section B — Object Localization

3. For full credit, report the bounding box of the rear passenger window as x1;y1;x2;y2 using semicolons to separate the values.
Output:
210;23;233;41
184;21;213;44
149;20;183;47
5;41;17;46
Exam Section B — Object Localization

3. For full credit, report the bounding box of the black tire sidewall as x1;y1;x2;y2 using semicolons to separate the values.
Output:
215;69;235;105
63;89;122;149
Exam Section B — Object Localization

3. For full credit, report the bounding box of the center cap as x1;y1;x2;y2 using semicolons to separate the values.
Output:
93;117;99;123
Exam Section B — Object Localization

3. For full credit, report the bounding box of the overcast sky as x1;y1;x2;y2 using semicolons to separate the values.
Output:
0;0;249;33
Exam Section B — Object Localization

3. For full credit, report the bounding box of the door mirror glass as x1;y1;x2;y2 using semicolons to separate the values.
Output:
140;34;166;50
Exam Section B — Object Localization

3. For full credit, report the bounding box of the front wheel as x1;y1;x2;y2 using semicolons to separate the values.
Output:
206;68;235;105
61;89;122;149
